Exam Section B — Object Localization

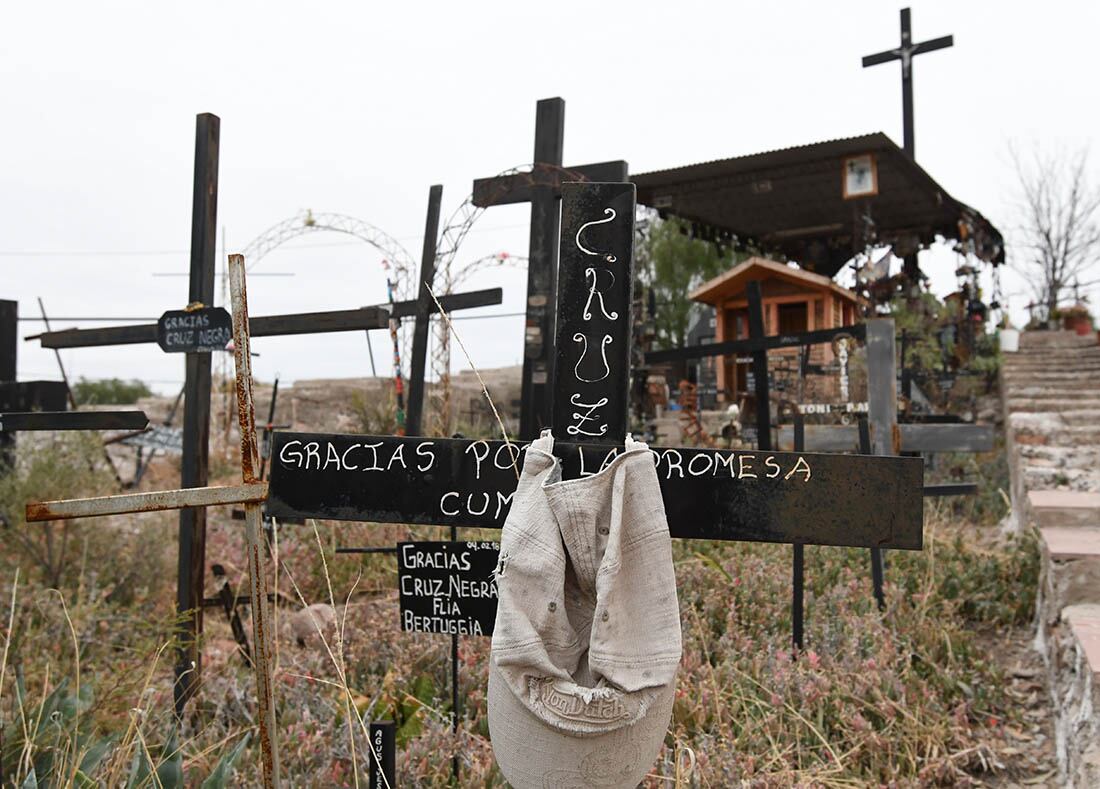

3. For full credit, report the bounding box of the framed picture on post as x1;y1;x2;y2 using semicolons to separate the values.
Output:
842;153;878;199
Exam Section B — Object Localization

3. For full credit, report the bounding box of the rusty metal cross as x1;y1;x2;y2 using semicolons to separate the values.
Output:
26;255;282;787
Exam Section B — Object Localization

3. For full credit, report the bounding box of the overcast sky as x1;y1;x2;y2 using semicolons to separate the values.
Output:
2;1;1097;394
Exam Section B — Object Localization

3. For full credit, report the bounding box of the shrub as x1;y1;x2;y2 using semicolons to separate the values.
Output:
72;378;152;406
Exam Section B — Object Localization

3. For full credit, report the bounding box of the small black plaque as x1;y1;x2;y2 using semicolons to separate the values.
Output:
397;541;499;636
156;307;232;353
368;721;396;789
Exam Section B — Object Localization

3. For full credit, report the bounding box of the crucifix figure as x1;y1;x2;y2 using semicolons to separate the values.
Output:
472;97;627;439
861;7;954;159
863;8;953;283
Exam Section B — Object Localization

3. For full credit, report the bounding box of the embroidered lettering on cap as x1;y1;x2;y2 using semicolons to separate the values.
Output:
533;679;631;724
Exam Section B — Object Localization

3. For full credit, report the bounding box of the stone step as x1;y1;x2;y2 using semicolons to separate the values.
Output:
1006;400;1100;414
1006;351;1100;361
1006;390;1100;399
1040;526;1100;559
1019;431;1100;448
1011;422;1100;446
1064;605;1100;677
1007;380;1100;393
1019;330;1097;349
1018;445;1100;471
1005;352;1100;361
1003;371;1100;383
1004;364;1100;375
1029;490;1100;528
1023;466;1100;491
1006;347;1100;358
1006;369;1100;377
1010;411;1100;428
1043;410;1100;426
1005;389;1100;403
1005;356;1100;366
1010;338;1098;346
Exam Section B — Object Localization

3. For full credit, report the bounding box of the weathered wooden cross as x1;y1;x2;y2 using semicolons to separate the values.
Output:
472;97;628;439
26;117;500;713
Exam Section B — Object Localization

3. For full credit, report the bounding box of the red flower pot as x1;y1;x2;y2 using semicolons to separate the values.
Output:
1064;314;1093;335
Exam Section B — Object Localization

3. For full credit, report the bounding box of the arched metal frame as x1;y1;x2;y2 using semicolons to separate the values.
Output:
428;164;603;433
231;166;598;435
242;210;419;302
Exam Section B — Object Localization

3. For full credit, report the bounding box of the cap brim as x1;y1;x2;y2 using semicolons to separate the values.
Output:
487;661;674;789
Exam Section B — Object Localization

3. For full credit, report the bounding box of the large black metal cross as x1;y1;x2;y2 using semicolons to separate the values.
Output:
861;6;953;159
266;187;922;773
267;182;923;555
28;122;498;714
472;97;628;439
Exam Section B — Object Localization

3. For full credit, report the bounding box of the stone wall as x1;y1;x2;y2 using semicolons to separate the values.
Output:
1003;331;1100;787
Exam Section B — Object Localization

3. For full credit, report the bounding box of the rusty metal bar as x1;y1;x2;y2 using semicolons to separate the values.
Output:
228;253;281;788
25;483;267;522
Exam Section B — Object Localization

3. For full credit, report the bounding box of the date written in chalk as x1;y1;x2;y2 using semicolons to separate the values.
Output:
398;541;499;637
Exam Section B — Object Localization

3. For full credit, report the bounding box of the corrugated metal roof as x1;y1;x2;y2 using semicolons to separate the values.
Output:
630;132;1003;278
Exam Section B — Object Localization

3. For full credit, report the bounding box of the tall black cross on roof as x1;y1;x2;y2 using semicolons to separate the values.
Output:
862;6;954;159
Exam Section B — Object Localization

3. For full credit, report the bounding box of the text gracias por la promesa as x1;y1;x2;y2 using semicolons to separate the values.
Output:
278;438;814;520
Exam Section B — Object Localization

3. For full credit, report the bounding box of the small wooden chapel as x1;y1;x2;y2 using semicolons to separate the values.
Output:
689;256;864;403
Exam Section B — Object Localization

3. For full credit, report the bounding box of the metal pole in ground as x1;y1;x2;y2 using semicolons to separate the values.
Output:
450;522;460;784
865;319;897;612
792;415;805;650
175;112;219;715
228;254;281;788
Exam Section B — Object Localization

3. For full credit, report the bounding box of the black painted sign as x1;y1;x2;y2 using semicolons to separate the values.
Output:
266;432;924;550
120;425;184;454
552;182;635;445
397;541;499;636
156;307;232;353
368;721;395;789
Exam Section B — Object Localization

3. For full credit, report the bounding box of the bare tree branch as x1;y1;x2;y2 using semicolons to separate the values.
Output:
1010;142;1100;320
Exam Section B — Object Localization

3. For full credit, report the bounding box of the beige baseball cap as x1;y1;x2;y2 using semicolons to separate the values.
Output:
488;431;682;788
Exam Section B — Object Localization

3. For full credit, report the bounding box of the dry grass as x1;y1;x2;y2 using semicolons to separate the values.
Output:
0;430;1042;787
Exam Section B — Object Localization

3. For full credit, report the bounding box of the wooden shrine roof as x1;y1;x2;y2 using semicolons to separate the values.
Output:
690;256;864;307
631;133;1004;278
